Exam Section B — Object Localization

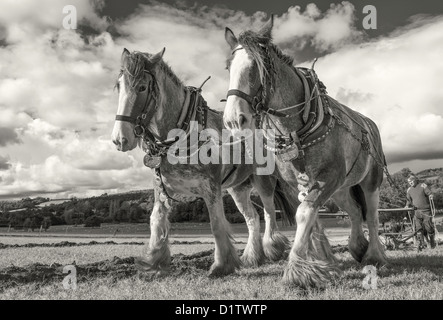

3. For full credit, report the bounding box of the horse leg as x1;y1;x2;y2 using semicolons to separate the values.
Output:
252;176;290;261
228;182;265;267
204;184;242;276
310;218;338;264
360;187;388;266
332;187;369;262
283;186;340;288
135;186;171;275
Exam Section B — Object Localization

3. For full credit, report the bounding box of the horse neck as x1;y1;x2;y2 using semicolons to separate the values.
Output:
267;58;306;130
148;72;185;140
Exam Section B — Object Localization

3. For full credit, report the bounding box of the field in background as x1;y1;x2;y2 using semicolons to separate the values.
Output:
1;218;442;300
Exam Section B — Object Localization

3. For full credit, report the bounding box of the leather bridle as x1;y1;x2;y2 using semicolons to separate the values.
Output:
115;70;159;142
225;46;288;118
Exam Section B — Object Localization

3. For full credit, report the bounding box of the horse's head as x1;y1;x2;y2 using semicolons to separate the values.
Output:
223;16;274;132
111;47;165;151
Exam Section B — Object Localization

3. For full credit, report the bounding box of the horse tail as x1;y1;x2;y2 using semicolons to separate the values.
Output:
351;185;367;222
273;180;296;226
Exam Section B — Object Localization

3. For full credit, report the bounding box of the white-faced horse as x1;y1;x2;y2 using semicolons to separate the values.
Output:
223;16;389;288
111;48;302;276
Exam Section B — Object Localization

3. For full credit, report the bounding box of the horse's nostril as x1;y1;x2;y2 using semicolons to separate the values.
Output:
224;119;232;129
121;137;128;146
239;114;247;127
112;139;120;146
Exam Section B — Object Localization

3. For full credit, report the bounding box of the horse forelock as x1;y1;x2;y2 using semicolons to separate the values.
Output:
117;51;183;92
238;31;271;89
237;31;294;97
118;51;147;91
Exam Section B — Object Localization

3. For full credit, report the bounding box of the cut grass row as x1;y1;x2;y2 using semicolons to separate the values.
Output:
1;238;442;300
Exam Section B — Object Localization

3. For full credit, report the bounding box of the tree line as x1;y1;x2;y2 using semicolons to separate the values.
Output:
1;167;441;230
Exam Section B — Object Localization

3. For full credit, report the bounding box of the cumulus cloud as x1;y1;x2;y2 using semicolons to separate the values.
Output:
0;0;108;44
309;15;443;169
0;155;11;170
0;127;21;146
0;1;442;199
0;152;154;200
274;2;363;52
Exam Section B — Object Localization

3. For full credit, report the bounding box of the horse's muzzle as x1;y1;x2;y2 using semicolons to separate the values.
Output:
113;137;129;151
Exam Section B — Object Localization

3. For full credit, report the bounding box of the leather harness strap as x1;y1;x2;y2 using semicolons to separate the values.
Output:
115;115;136;123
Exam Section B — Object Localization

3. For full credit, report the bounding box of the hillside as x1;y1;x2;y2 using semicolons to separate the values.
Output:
1;167;441;228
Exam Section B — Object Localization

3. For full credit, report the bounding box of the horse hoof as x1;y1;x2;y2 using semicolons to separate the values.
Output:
361;253;389;268
282;257;341;289
241;253;265;268
134;256;170;273
208;263;236;277
263;233;290;261
348;236;369;263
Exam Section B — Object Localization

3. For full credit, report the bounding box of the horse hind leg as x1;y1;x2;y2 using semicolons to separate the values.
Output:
135;187;171;275
360;186;389;267
332;186;369;262
252;177;290;262
228;184;265;267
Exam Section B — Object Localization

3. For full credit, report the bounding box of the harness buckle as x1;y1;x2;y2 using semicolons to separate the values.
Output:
134;125;145;137
254;98;264;114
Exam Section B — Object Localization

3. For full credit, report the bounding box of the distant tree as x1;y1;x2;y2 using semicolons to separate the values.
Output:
63;208;74;225
129;205;145;222
9;214;24;229
114;208;128;223
23;218;32;231
42;217;52;231
84;215;103;228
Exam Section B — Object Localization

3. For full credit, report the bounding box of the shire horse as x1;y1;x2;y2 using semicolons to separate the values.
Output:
111;47;320;276
223;16;389;288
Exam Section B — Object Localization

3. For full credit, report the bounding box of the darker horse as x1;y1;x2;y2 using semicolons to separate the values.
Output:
223;16;389;288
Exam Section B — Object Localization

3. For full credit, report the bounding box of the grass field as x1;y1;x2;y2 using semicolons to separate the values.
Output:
0;221;442;301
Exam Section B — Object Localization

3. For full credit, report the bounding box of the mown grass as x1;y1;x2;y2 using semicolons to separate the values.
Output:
0;242;225;269
1;237;442;300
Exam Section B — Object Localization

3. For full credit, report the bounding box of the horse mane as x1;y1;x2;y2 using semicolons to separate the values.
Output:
117;51;183;91
237;30;294;94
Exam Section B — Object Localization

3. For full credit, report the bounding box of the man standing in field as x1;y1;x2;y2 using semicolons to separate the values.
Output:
405;174;436;251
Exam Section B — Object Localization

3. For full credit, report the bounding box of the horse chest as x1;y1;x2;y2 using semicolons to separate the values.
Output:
158;164;212;196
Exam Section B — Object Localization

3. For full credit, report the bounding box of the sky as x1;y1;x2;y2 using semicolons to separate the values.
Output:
0;0;442;200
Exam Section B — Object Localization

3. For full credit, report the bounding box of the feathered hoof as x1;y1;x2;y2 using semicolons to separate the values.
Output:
134;256;170;275
282;257;341;289
361;252;389;269
263;233;291;262
208;262;237;277
208;252;241;277
348;235;369;263
241;247;265;268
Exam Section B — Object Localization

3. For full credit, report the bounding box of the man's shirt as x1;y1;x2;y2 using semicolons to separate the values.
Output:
406;183;432;210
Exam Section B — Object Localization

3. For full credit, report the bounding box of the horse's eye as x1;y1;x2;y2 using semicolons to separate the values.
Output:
138;85;147;92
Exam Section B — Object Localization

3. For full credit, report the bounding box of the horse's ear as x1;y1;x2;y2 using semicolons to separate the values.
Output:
258;14;274;38
149;47;166;65
121;48;130;64
225;27;238;50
